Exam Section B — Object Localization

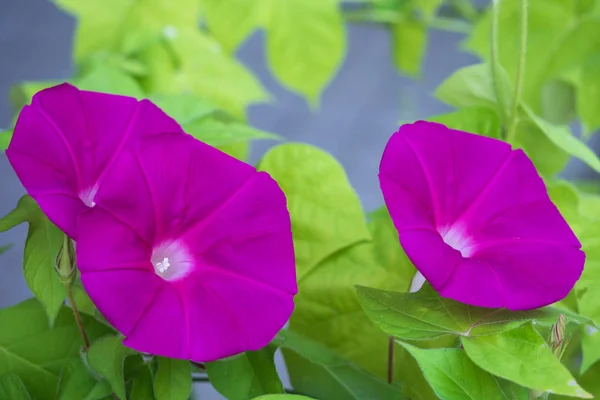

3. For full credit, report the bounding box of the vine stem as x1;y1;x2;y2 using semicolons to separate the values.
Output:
387;336;394;384
490;0;508;130
506;0;529;142
66;285;90;350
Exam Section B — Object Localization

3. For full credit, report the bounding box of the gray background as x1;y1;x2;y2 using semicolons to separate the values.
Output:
0;0;598;398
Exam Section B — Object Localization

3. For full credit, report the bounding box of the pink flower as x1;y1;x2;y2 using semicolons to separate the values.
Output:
379;121;584;310
6;83;183;239
75;132;297;361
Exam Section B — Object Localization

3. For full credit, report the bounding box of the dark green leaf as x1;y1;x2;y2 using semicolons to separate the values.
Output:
57;359;112;400
0;195;66;325
9;81;59;112
0;129;12;150
462;324;591;398
0;243;12;256
153;357;191;400
275;330;401;399
206;345;284;400
356;284;594;340
0;298;113;400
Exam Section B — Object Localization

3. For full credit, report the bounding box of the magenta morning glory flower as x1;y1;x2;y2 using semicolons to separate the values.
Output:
75;132;297;361
379;121;584;310
6;83;183;239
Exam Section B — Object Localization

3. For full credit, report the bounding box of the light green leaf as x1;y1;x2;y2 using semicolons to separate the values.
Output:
54;0;201;59
512;118;570;177
435;63;512;116
206;345;284;399
397;342;510;400
428;107;502;139
465;0;600;112
266;0;345;104
149;93;217;125
392;20;427;77
523;105;600;174
0;299;113;400
540;80;576;125
72;64;145;98
201;0;266;53
275;330;400;399
356;285;592;341
0;374;31;400
86;336;133;399
184;119;280;147
217;142;249;161
575;55;600;136
0;129;12;150
153;357;191;400
258;143;370;280
576;242;600;373
9;81;59;112
0;195;66;325
129;361;155;400
57;360;112;400
164;29;269;118
461;324;592;398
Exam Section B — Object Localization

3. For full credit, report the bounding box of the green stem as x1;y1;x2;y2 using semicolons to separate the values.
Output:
506;0;529;142
490;0;508;130
66;280;90;350
450;0;479;21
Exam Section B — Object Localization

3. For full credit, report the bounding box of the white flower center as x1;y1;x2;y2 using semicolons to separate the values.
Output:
79;185;99;208
151;241;194;281
439;224;474;258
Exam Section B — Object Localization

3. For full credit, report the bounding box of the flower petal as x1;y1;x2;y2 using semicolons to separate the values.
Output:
7;83;183;238
380;121;584;309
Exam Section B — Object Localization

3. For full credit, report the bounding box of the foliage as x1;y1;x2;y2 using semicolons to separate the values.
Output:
1;0;600;399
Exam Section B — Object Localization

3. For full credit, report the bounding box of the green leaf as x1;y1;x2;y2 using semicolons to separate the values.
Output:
275;330;400;399
397;341;512;400
129;361;155;400
266;0;345;104
57;359;112;400
206;345;284;399
0;298;113;400
258;143;370;280
149;93;217;125
392;20;427;77
540;80;576;125
435;63;512;116
0;243;12;256
184;119;281;147
253;395;315;400
0;374;31;400
164;29;269;118
201;0;266;53
72;63;145;98
0;195;66;325
428;107;502;139
86;336;134;399
356;285;594;341
153;357;191;400
522;105;600;174
54;0;201;59
576;242;600;373
461;324;592;398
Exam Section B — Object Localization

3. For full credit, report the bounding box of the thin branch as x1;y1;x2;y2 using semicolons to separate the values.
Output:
387;335;395;384
67;287;90;350
506;0;529;142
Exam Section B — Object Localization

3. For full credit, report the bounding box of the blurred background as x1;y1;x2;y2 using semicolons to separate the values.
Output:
1;0;599;398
